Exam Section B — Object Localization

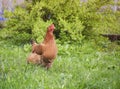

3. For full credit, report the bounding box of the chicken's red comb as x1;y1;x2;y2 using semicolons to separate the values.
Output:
49;24;55;29
48;24;55;31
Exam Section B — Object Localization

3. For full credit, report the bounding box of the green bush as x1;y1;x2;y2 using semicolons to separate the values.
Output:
0;0;120;45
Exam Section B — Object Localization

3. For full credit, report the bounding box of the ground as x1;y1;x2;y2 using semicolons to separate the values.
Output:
0;41;120;89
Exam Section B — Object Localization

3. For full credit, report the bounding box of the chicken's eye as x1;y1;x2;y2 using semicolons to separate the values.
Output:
49;28;53;32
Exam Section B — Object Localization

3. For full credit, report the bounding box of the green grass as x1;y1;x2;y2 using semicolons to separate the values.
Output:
0;41;120;89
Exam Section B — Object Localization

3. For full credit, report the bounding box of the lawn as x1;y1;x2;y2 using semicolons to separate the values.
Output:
0;40;120;89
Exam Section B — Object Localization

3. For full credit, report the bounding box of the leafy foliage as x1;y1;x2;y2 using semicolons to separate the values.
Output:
0;0;120;45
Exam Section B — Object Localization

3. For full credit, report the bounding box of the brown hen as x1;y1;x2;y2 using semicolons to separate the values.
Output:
27;24;58;69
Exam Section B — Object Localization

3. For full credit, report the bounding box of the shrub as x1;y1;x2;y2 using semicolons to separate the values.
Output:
0;0;119;45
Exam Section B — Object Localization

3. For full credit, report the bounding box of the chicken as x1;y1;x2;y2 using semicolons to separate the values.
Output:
28;24;58;69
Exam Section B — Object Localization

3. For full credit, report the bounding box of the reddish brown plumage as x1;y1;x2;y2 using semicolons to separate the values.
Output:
27;53;43;65
27;24;58;69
